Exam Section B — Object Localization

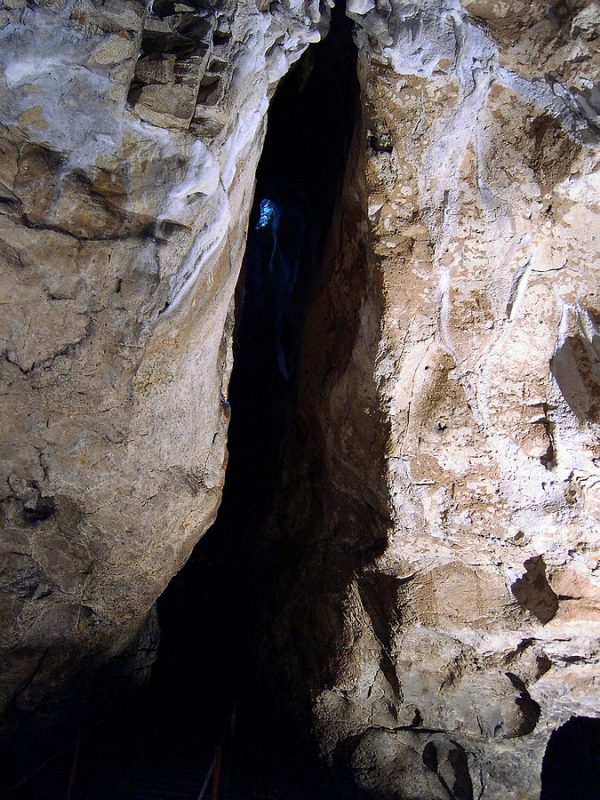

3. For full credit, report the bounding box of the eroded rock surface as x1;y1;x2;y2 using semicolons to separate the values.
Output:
1;0;599;797
0;0;328;765
259;2;600;798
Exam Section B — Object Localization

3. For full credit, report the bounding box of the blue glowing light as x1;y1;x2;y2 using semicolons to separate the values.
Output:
255;198;276;229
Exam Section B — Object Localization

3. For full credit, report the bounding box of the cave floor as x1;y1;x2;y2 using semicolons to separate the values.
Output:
8;690;350;800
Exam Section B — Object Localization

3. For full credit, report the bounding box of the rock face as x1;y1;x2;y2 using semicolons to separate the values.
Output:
259;2;600;799
1;0;599;797
0;0;327;764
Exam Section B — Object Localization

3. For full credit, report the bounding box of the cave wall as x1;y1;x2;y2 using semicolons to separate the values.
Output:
1;0;599;797
262;2;600;799
0;0;328;759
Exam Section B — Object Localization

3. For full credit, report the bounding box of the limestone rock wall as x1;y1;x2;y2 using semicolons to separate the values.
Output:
1;0;599;796
265;2;600;798
0;0;328;755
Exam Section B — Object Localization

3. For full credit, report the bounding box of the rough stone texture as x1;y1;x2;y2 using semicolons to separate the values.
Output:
0;0;328;762
1;0;600;797
260;2;600;799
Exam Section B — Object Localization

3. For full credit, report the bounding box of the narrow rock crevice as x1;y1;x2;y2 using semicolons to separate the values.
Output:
159;0;361;708
147;2;372;791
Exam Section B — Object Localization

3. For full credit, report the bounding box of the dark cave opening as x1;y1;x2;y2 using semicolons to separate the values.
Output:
540;716;600;800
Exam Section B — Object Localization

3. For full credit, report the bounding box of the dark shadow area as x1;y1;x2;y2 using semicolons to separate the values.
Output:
132;5;360;797
510;556;559;625
550;309;600;424
540;715;600;800
249;33;391;760
1;6;361;800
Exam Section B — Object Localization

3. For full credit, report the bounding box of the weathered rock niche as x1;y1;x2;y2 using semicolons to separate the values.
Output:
1;0;600;798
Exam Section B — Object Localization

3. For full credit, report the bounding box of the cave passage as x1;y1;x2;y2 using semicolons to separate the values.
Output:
53;6;361;799
148;4;360;794
540;716;600;800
